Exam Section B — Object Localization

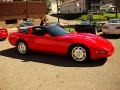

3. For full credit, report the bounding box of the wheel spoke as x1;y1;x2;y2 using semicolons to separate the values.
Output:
71;46;87;62
18;42;27;54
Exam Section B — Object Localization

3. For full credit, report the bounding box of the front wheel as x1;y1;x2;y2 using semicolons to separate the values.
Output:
17;41;28;55
70;45;89;62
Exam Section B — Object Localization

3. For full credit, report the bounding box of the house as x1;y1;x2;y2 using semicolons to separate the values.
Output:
0;0;47;21
49;0;58;14
59;0;86;14
59;0;108;14
100;3;116;12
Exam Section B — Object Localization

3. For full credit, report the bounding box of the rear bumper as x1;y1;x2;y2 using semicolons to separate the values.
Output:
102;29;120;34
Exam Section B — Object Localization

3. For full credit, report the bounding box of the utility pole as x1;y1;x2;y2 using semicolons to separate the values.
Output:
56;0;60;23
115;0;118;18
26;0;28;18
85;0;88;13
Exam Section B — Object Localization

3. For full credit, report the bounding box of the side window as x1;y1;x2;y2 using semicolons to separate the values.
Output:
19;28;29;34
32;27;47;36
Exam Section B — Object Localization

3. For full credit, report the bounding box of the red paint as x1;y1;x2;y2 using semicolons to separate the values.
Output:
0;27;8;40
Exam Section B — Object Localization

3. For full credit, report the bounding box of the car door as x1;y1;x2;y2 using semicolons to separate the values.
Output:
28;27;57;52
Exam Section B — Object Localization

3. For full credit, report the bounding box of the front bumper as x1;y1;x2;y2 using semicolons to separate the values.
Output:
90;48;114;60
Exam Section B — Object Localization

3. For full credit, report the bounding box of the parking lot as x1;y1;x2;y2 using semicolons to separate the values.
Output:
0;28;120;90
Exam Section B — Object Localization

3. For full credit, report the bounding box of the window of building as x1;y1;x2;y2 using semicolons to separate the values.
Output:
68;9;70;13
29;0;42;1
75;8;76;12
13;0;23;1
80;7;81;11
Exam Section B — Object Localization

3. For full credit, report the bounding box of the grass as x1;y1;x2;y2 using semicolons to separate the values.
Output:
64;27;75;32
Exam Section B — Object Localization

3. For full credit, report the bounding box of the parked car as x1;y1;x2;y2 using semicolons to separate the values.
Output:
18;18;34;28
75;20;98;34
47;22;64;28
80;20;97;25
18;21;34;28
102;19;120;35
9;25;114;62
47;22;61;26
0;27;8;41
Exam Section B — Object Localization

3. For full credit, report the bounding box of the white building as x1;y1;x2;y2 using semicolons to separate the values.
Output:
60;0;86;14
49;0;58;14
100;3;116;12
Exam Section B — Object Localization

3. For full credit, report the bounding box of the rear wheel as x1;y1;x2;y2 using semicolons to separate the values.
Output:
17;41;28;55
70;45;89;62
0;38;6;41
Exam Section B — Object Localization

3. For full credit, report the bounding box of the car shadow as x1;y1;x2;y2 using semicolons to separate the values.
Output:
0;40;5;41
0;48;107;67
100;34;120;39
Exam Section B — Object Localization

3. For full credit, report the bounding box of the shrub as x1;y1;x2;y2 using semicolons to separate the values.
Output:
93;15;107;21
78;15;88;21
79;14;106;21
77;13;120;21
103;13;120;20
103;13;116;20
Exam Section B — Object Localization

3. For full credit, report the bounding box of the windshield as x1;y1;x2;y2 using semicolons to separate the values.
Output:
46;26;70;36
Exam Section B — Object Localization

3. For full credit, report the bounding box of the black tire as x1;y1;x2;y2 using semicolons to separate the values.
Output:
17;41;29;55
0;38;6;41
102;32;106;36
69;45;90;62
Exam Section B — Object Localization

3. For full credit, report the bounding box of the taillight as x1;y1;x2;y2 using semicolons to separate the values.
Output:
103;26;109;29
116;27;120;29
0;29;7;32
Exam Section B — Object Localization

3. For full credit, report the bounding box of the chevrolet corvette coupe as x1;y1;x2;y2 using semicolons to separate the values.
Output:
0;27;8;40
8;25;114;62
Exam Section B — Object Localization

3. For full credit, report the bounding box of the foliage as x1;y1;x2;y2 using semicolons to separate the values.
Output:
78;14;107;21
103;13;120;19
93;15;107;21
77;13;120;21
78;15;88;21
103;13;116;19
64;27;75;32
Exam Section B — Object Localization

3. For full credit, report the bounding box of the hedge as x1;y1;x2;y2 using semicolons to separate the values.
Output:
79;14;107;21
78;13;120;21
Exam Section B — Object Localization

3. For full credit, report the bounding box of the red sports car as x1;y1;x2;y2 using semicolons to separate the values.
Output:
0;27;8;40
8;25;114;62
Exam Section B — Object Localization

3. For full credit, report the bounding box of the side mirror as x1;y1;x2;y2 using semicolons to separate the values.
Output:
44;34;51;37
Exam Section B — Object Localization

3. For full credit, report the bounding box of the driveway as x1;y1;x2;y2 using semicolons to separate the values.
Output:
46;15;80;25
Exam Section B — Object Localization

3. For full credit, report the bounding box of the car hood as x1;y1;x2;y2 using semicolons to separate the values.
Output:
64;33;113;50
65;33;98;41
